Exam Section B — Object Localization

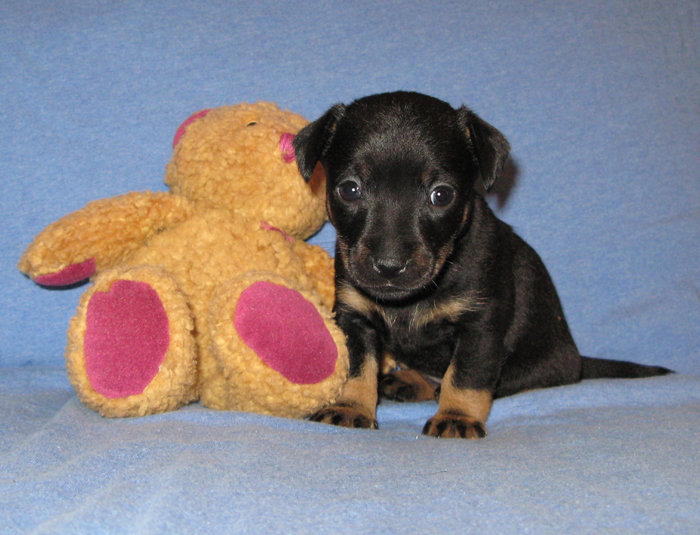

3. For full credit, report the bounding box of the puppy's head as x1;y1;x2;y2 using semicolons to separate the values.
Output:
293;91;509;302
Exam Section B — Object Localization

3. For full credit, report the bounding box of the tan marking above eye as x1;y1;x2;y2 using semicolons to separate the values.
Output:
461;204;470;224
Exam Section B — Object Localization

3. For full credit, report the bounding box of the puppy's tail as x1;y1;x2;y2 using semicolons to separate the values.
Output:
579;356;673;380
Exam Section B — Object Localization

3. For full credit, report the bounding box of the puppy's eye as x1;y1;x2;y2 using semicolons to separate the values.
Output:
246;122;257;126
430;186;455;207
338;181;362;202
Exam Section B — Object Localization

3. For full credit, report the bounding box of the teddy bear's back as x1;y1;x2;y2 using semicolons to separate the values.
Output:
124;209;314;311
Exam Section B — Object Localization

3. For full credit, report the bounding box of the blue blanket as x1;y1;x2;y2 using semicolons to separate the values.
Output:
2;1;698;533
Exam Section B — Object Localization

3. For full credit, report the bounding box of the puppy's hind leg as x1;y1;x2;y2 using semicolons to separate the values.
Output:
378;353;437;402
380;370;438;402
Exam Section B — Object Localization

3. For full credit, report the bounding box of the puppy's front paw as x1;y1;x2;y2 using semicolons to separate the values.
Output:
422;411;487;439
309;403;378;430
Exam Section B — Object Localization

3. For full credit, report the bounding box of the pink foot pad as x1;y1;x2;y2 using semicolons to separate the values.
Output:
84;280;170;398
234;282;337;384
35;258;96;287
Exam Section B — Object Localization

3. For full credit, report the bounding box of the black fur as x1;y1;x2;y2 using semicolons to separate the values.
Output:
294;91;672;437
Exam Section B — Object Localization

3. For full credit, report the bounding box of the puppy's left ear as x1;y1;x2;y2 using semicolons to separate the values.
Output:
293;104;346;182
457;107;510;191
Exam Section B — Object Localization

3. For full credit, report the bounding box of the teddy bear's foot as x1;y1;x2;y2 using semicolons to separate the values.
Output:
66;266;197;417
84;279;168;398
203;272;349;418
234;281;338;385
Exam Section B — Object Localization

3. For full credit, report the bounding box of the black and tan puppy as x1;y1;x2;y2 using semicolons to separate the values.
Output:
293;91;671;439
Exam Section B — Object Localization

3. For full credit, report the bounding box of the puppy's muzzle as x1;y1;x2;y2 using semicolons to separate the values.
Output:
371;256;408;279
348;242;438;300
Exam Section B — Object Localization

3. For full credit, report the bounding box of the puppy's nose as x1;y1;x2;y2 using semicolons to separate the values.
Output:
372;257;407;279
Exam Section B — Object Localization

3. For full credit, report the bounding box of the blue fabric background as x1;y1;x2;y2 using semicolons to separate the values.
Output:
1;0;698;533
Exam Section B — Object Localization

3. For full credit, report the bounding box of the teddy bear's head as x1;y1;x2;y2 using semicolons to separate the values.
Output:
165;102;327;239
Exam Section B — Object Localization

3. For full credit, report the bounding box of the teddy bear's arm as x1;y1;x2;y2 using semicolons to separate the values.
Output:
19;191;195;286
293;241;336;310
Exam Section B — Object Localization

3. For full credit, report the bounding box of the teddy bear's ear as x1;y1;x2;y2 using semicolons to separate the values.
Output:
293;104;345;182
173;109;211;149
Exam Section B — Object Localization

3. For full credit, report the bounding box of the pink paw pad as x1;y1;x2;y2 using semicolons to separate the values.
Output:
84;280;170;398
35;258;96;287
234;282;337;385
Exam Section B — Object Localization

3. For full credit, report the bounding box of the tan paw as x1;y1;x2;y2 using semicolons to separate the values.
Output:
422;411;487;439
309;403;378;430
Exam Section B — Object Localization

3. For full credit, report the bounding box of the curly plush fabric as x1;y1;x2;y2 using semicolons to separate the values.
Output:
18;102;347;419
2;0;698;533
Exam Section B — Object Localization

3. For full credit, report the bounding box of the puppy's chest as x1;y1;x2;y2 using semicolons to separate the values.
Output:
377;297;475;373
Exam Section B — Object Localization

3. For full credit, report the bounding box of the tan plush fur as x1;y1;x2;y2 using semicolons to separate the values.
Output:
19;102;348;418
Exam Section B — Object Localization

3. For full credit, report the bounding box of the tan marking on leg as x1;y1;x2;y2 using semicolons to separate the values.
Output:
310;354;379;429
437;363;492;422
423;363;492;439
339;355;378;413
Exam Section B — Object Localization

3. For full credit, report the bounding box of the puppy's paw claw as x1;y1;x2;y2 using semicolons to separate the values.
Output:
422;412;487;439
309;404;378;430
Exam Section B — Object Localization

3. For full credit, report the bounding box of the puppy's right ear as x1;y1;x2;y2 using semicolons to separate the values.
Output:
293;104;345;182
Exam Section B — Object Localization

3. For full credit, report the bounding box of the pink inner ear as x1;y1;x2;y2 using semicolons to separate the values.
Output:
234;282;337;385
173;109;211;148
279;133;296;163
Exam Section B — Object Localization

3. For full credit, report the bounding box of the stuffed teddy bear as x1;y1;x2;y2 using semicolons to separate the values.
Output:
18;102;348;419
